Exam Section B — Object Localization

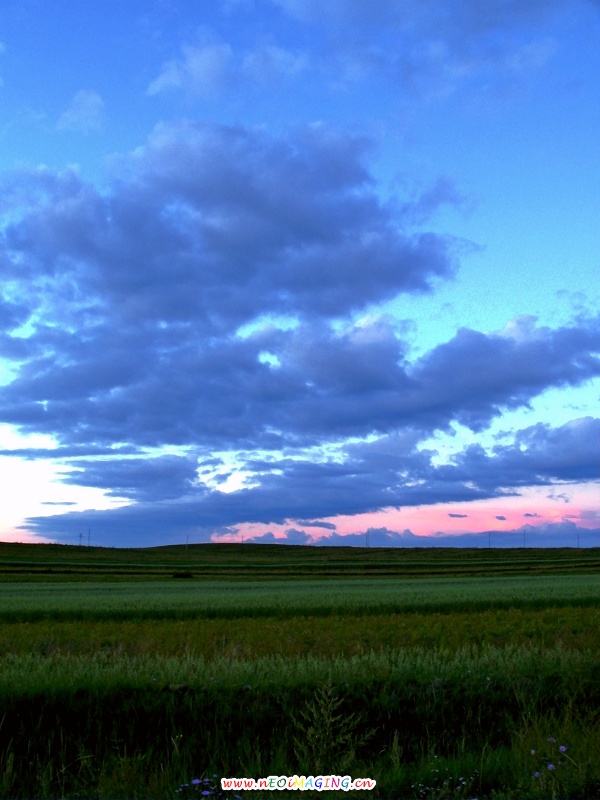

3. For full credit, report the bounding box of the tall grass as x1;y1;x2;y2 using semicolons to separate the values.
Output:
1;642;598;692
2;606;599;658
0;646;599;798
1;573;599;621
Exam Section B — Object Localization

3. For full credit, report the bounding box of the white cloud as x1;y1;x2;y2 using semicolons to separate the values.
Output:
241;44;308;84
147;39;307;97
147;42;233;96
56;90;105;132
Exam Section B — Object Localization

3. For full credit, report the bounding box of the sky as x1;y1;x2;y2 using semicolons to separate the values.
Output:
0;0;599;549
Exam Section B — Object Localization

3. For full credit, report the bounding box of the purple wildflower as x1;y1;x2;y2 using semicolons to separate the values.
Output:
548;763;555;771
534;772;540;778
559;745;567;752
191;779;201;785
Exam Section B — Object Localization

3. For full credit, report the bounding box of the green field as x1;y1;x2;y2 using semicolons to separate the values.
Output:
0;543;599;799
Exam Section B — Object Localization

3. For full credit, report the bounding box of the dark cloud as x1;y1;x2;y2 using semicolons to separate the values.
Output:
257;521;600;549
438;417;600;492
0;121;466;450
21;502;213;548
548;492;571;502
1;120;598;462
0;297;30;333
19;454;495;546
22;415;600;545
408;319;600;433
0;445;139;459
283;527;312;544
296;519;337;530
58;455;202;502
2;122;456;334
241;528;326;545
96;518;600;549
509;417;600;481
241;531;279;544
9;309;594;455
1;119;599;546
448;513;468;518
495;515;507;521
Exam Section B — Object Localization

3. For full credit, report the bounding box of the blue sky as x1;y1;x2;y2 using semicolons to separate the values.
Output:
0;0;598;548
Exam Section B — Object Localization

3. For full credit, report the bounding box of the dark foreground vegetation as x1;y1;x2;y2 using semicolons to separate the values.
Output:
1;540;599;580
0;543;599;799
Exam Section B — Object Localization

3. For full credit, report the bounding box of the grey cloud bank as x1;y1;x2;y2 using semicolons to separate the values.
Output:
21;415;600;545
1;121;598;545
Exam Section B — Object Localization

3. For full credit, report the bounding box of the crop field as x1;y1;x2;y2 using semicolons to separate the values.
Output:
0;543;599;799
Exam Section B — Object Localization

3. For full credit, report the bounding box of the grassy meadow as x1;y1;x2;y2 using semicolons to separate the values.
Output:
0;542;599;799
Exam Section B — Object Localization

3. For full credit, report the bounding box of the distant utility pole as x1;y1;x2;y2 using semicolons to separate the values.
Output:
186;534;189;550
488;531;491;549
365;530;369;548
88;528;91;547
523;529;526;548
79;532;83;546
